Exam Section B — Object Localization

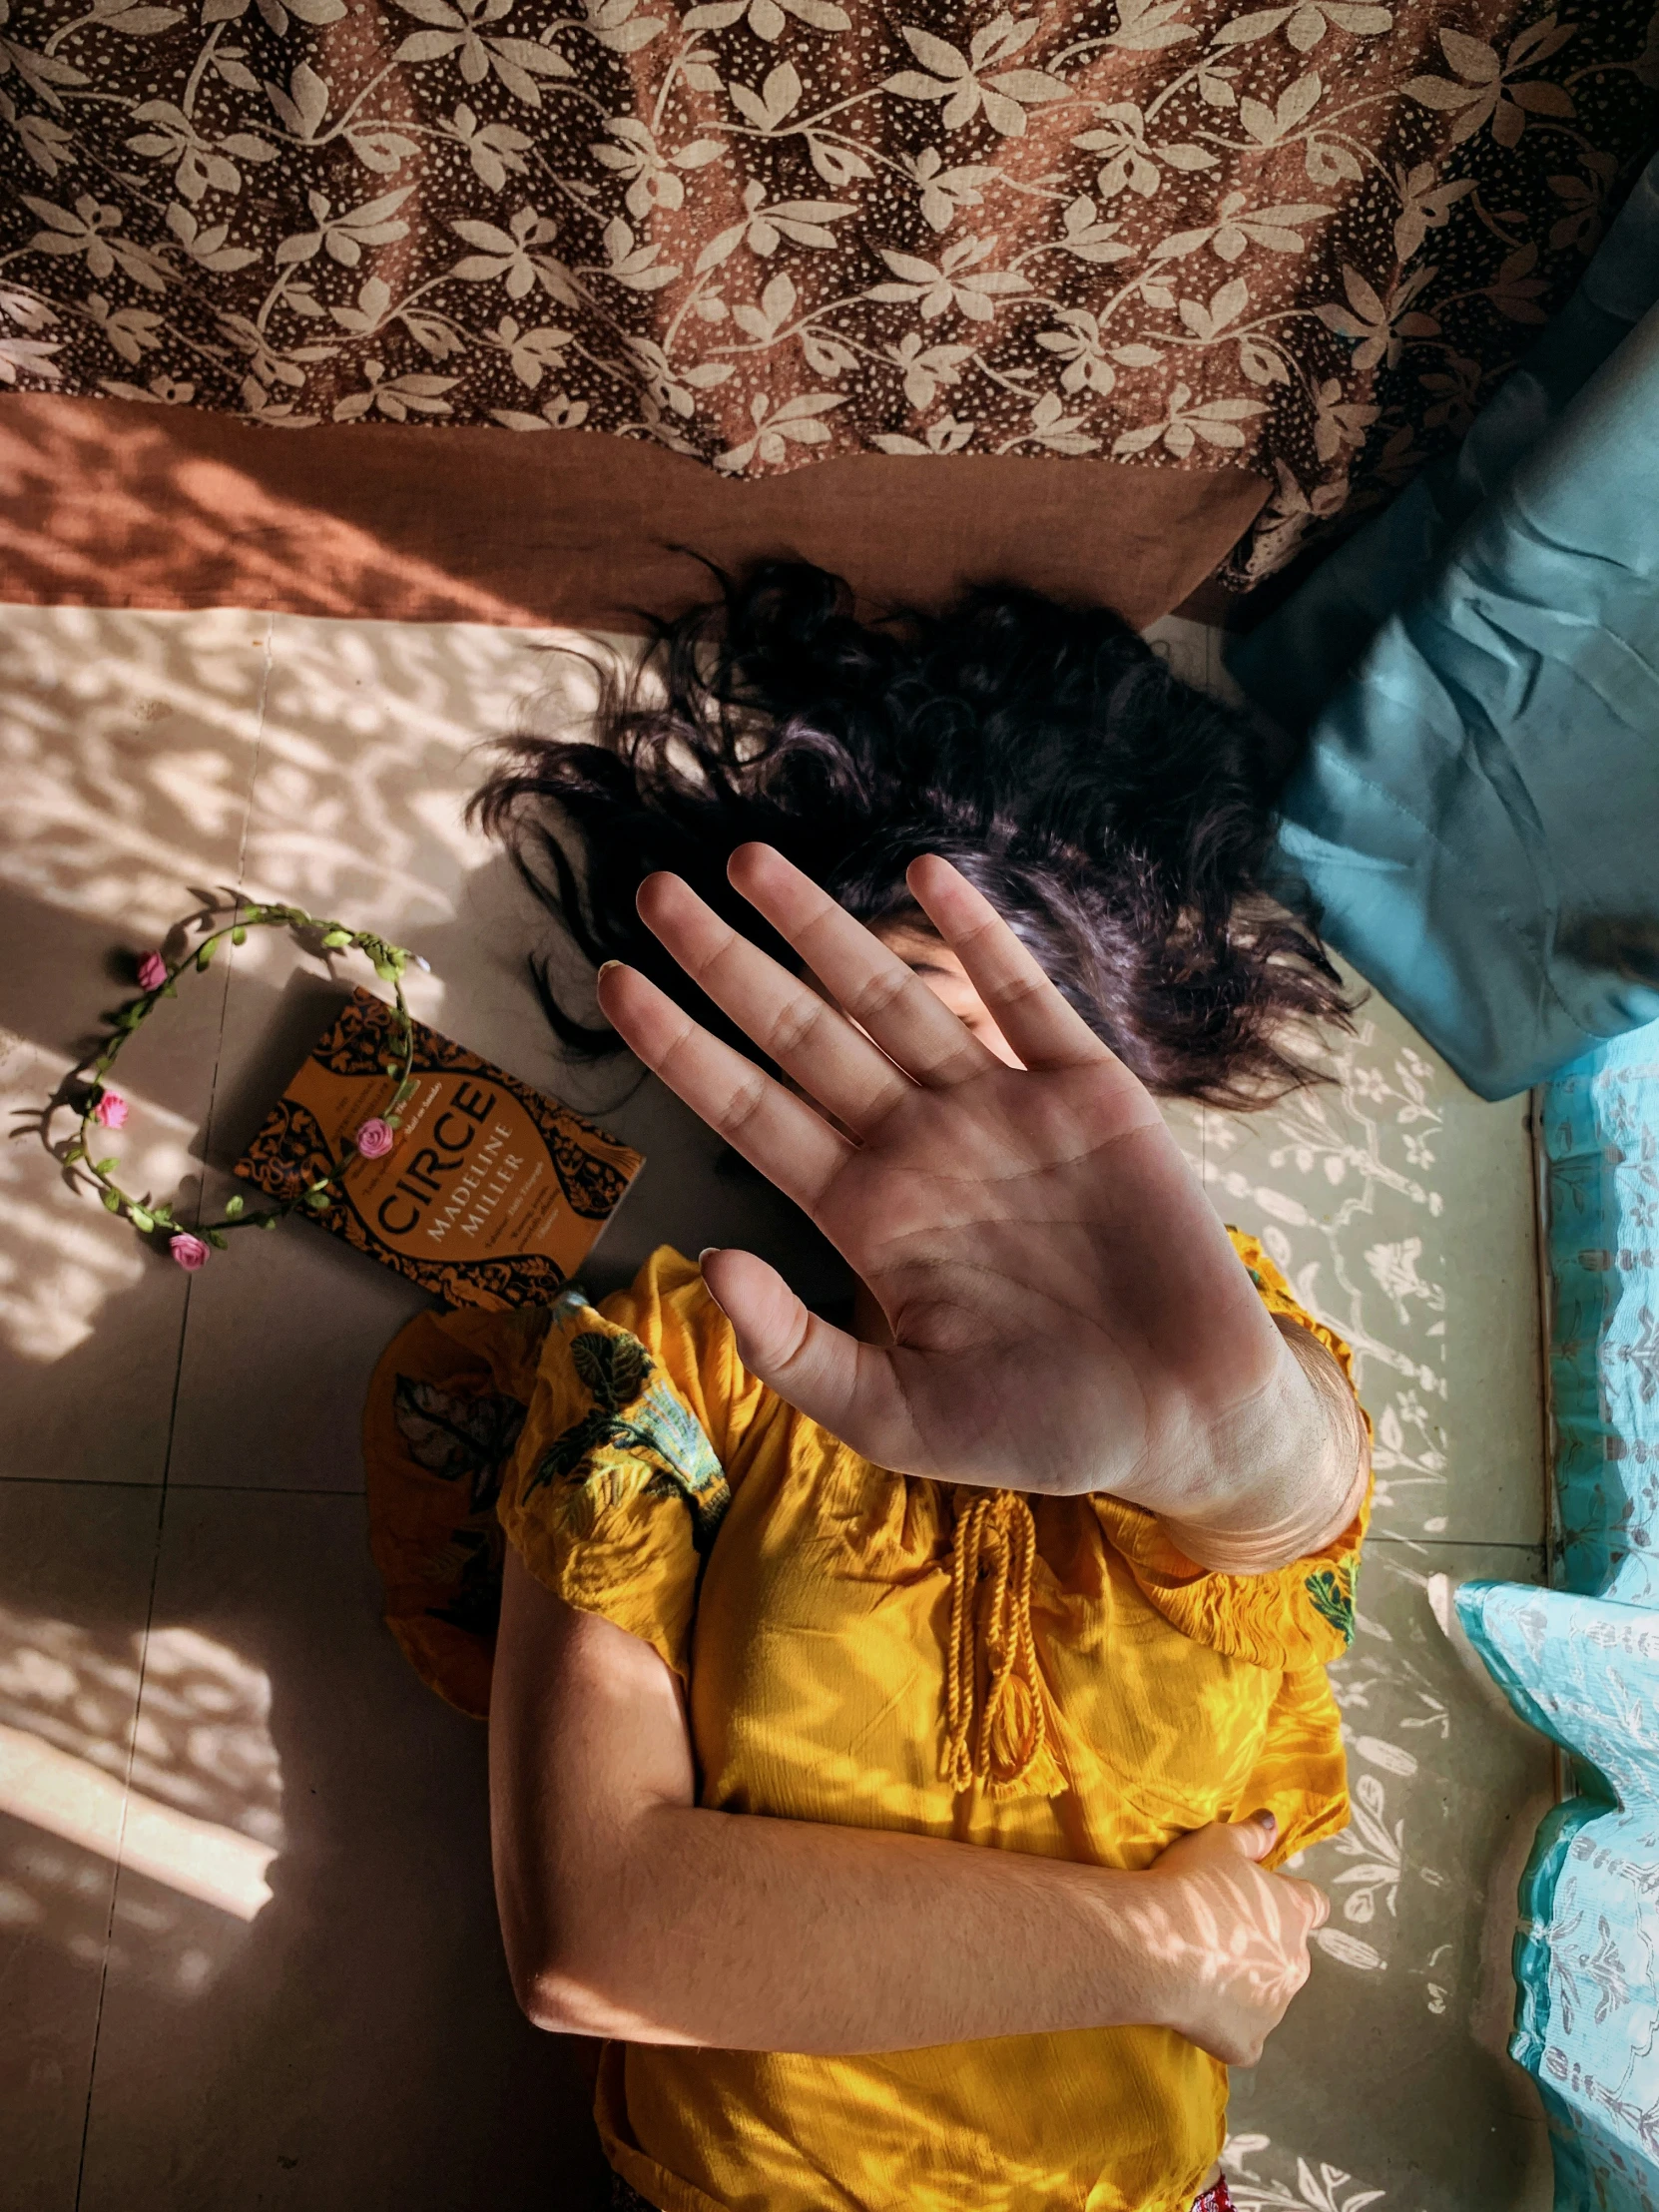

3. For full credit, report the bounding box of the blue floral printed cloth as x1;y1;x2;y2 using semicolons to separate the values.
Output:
1456;1580;1659;2212
1458;1021;1659;2212
1236;155;1659;1101
1540;1031;1659;1606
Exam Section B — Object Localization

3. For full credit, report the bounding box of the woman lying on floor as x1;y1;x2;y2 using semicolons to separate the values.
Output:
364;564;1373;2212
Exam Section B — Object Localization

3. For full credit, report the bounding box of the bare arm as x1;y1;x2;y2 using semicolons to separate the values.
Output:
488;1551;1327;2062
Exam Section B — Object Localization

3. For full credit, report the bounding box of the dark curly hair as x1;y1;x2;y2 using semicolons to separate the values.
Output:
471;560;1353;1108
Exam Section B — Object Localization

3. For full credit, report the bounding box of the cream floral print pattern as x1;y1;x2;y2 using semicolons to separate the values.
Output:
1158;961;1554;2206
2;0;1656;576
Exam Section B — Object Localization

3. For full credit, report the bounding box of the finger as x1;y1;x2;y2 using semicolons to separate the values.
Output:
906;853;1116;1074
597;961;849;1211
1298;1880;1330;1932
636;870;912;1136
729;843;994;1089
700;1247;914;1465
1225;1809;1280;1862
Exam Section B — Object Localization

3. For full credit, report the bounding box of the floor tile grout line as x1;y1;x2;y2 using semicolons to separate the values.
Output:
71;1480;167;2212
73;613;278;2211
1364;1534;1545;1553
173;1482;370;1496
0;1475;368;1495
0;1471;362;1489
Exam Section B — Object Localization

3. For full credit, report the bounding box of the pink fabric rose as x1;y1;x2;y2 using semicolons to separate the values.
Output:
137;951;168;991
353;1117;395;1159
169;1233;209;1272
91;1092;128;1130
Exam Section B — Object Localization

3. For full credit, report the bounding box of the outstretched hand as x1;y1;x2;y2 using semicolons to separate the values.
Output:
598;844;1354;1535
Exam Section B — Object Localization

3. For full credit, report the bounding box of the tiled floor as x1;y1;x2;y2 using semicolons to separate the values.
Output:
1;604;1555;2211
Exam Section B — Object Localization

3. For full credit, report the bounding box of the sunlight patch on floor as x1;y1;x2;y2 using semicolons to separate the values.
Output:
0;1725;276;1922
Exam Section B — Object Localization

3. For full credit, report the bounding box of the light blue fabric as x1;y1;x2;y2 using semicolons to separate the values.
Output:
1541;1025;1659;1605
1235;155;1659;1101
1454;1021;1659;2212
1455;1581;1659;2212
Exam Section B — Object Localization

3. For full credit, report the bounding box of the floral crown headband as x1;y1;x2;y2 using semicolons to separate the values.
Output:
52;895;428;1272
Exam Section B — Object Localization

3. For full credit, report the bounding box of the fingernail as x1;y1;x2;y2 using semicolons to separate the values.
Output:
1255;1809;1277;1836
597;960;623;978
698;1253;729;1317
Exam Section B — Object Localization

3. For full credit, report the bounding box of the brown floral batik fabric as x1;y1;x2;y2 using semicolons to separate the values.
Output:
2;0;1655;579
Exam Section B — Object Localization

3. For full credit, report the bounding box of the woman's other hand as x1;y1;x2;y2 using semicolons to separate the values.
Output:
1139;1813;1328;2066
596;843;1361;1547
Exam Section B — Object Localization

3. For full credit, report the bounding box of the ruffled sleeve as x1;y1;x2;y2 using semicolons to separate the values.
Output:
1090;1230;1373;1672
498;1247;769;1684
362;1302;556;1717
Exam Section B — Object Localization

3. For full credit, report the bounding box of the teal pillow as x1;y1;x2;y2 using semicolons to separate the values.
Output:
1236;157;1659;1100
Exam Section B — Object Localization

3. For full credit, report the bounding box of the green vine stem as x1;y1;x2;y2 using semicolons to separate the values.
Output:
54;894;429;1270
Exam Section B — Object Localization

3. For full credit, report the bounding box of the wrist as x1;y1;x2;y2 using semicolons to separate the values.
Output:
1157;1322;1368;1573
1116;1860;1210;2040
1069;1862;1185;2032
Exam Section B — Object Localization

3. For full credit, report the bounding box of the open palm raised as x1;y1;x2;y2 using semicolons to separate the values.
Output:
598;845;1358;1548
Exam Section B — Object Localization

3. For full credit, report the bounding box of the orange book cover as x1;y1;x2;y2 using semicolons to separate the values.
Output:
235;987;642;1310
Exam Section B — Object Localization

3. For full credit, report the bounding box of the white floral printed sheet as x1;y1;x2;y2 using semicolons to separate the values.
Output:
1186;998;1553;2207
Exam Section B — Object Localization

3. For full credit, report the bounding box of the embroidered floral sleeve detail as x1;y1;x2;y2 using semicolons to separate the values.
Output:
492;1265;749;1681
384;1374;528;1639
524;1321;732;1553
1305;1559;1359;1647
392;1374;526;1509
366;1254;747;1705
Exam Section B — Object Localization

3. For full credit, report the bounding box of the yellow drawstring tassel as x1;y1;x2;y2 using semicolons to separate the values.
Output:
942;1490;1066;1801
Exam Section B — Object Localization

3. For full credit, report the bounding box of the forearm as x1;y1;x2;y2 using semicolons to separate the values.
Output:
492;1542;1322;2068
1154;1319;1370;1575
491;1561;1168;2053
526;1799;1162;2052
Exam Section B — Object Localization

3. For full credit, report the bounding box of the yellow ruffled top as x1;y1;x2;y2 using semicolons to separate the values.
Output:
363;1235;1370;2212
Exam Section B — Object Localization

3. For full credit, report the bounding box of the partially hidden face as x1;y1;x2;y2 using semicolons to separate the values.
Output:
859;921;1022;1070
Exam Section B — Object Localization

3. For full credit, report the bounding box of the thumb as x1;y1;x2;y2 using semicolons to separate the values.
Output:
699;1247;902;1455
1225;1808;1279;1862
